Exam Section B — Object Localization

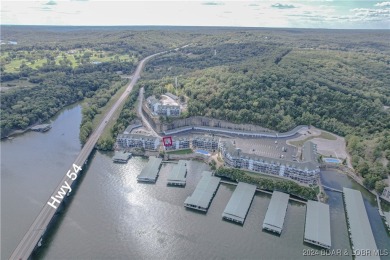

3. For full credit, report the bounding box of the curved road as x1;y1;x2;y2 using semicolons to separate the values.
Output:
137;87;160;137
9;50;166;260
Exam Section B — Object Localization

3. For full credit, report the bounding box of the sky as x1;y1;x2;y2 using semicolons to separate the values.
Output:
1;0;389;29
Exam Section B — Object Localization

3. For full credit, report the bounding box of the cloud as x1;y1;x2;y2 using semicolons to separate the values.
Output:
41;6;52;11
202;2;224;6
271;3;296;9
45;1;57;5
374;2;390;7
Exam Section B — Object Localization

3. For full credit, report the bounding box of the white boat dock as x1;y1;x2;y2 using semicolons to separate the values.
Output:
137;156;162;183
222;182;257;224
167;160;187;186
112;151;132;163
343;187;379;260
184;171;221;212
304;200;331;249
262;191;289;234
31;124;51;132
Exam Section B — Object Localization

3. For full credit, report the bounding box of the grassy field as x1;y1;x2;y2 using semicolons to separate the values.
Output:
1;49;137;73
167;148;193;155
289;130;337;147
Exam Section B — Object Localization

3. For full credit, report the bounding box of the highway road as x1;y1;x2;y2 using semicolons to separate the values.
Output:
9;50;166;260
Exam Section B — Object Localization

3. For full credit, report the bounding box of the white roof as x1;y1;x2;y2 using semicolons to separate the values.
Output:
343;188;379;260
137;157;162;181
304;200;331;248
184;171;220;209
263;191;289;233
222;182;257;223
167;160;187;183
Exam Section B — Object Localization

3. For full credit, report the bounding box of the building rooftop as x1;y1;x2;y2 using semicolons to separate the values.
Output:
262;191;289;234
304;200;331;249
165;92;179;100
147;96;160;106
167;160;187;184
222;141;318;171
137;157;162;183
184;171;221;211
117;133;160;142
302;141;317;162
222;182;257;224
343;187;379;260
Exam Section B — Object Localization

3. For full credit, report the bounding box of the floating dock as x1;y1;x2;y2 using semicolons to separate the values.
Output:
262;191;289;234
167;160;187;186
343;187;379;260
137;156;162;183
31;124;51;132
112;151;132;163
304;200;331;249
222;182;257;224
184;171;221;212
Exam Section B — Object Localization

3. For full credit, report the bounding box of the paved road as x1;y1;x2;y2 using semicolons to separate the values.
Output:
137;87;160;137
9;51;165;260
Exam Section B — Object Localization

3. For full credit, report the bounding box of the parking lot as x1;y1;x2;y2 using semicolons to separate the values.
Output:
221;136;298;161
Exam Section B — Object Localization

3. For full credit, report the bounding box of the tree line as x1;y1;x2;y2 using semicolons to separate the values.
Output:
215;167;318;200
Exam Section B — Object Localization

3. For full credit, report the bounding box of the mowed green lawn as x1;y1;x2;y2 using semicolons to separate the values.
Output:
1;49;137;73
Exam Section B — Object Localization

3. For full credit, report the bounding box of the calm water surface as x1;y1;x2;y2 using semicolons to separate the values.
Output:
1;104;389;260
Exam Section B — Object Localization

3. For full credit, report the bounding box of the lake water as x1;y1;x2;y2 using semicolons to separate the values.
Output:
1;104;389;260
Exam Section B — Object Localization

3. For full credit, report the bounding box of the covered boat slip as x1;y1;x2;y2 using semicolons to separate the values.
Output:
222;182;257;224
184;171;221;212
262;191;289;234
167;160;187;186
343;188;379;260
304;200;331;249
112;151;132;163
137;156;163;183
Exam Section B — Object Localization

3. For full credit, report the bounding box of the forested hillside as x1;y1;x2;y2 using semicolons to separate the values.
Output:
140;28;390;191
0;26;191;138
1;26;389;191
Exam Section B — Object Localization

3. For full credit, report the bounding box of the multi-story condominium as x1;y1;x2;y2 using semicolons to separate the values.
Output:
164;137;190;151
220;141;320;185
117;134;160;150
192;136;219;151
146;96;181;117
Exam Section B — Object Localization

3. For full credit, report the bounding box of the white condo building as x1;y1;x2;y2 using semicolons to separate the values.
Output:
220;141;320;185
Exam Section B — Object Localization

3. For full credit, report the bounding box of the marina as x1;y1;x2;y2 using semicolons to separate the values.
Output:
262;191;289;234
222;182;257;224
137;156;162;183
112;151;132;163
304;200;331;249
343;187;379;260
167;160;187;186
184;171;221;212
